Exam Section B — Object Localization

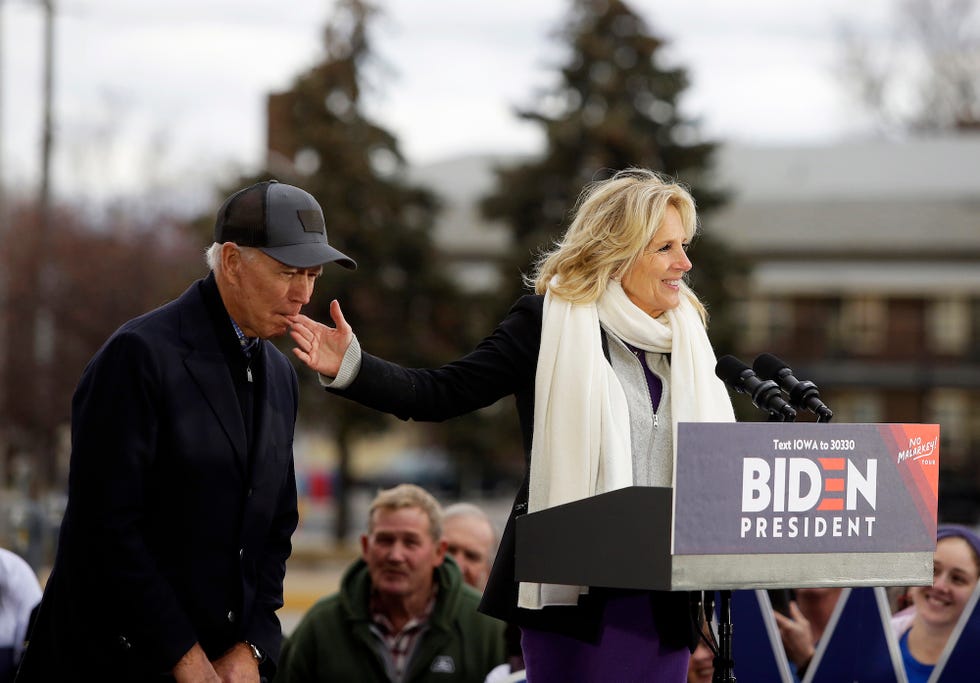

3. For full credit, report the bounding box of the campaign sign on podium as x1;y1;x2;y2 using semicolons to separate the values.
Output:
672;422;938;589
515;423;938;591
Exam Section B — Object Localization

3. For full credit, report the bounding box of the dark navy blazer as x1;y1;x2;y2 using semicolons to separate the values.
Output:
17;275;299;681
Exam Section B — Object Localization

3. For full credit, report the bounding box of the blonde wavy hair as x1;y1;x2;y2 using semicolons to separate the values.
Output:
530;168;706;322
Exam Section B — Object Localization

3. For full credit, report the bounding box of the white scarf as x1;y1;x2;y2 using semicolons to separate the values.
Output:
518;279;735;609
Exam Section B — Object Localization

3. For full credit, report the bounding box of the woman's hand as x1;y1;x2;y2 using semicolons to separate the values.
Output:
288;299;353;378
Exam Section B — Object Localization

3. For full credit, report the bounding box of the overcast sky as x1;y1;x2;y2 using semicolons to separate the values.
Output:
1;0;896;210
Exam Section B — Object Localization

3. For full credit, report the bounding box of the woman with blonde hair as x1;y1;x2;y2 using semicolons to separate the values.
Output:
289;168;735;681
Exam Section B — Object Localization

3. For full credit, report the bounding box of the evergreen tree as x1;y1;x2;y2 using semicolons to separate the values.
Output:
482;0;745;351
243;0;478;540
230;0;465;540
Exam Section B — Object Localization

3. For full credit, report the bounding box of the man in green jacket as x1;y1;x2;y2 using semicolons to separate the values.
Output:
275;484;505;682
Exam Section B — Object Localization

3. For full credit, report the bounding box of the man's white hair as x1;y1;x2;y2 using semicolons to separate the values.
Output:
204;242;259;272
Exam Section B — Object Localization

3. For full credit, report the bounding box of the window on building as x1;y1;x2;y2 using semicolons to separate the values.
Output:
839;297;886;354
742;298;793;350
832;391;884;424
928;389;969;465
927;298;970;355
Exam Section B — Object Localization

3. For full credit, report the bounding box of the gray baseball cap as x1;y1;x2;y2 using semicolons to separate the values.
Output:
214;180;356;270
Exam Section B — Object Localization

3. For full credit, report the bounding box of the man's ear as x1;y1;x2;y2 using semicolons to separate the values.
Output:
360;533;370;559
220;242;242;281
433;538;448;566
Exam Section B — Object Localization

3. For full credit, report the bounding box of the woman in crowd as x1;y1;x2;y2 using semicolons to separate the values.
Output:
686;620;715;683
289;168;735;681
891;524;980;683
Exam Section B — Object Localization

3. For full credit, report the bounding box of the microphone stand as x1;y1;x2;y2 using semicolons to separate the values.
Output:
711;590;737;682
721;377;832;681
709;354;816;681
712;388;792;680
692;591;735;683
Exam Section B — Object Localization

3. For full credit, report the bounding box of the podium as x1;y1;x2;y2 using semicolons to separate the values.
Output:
516;422;939;591
515;486;674;589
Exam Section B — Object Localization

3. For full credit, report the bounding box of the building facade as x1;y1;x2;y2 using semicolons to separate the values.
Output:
711;136;980;521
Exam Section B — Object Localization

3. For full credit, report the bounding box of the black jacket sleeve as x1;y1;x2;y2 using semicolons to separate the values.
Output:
334;295;543;424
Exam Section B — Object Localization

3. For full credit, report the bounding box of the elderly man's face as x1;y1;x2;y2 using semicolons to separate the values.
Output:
225;247;322;339
443;515;494;591
362;506;446;601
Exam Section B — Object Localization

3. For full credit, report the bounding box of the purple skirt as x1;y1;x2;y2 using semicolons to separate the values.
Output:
521;593;689;682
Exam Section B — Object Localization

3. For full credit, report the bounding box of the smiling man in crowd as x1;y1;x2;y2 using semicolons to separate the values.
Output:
276;484;505;683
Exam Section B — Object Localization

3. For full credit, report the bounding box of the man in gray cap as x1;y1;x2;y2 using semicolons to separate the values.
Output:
17;181;355;683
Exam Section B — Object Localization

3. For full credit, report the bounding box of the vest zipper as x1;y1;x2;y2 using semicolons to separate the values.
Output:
629;346;659;429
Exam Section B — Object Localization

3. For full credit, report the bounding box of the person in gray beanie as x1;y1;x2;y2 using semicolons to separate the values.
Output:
890;523;980;683
17;181;355;683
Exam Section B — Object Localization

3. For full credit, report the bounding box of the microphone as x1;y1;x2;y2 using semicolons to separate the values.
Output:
715;355;797;421
753;353;833;422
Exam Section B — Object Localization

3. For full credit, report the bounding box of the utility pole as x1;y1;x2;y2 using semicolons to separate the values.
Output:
39;0;52;220
31;0;55;486
0;0;7;495
0;0;5;226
